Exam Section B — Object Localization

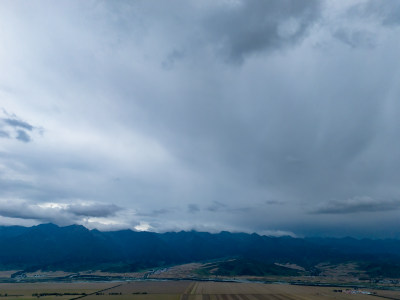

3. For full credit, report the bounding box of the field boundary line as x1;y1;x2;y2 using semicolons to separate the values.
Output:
69;283;123;300
191;282;199;294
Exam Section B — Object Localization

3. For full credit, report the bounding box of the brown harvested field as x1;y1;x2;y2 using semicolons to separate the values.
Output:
83;281;191;300
106;281;397;300
0;280;399;300
0;282;117;292
104;280;192;294
0;282;118;300
187;282;380;299
372;289;400;299
84;295;181;300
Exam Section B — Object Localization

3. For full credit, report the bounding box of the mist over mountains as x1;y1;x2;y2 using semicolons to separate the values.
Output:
1;224;400;273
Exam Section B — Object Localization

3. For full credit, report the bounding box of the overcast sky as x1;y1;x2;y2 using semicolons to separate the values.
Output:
1;0;400;238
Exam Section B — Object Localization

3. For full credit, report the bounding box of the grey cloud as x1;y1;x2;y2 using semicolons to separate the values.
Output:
265;200;285;205
67;203;121;217
203;202;250;214
207;201;227;212
0;202;70;224
3;118;34;131
0;203;38;220
16;130;31;143
0;200;126;226
137;208;171;217
333;29;375;48
162;49;185;70
187;204;199;214
312;197;400;214
152;208;170;215
353;0;400;27
0;130;10;138
204;0;321;62
1;0;400;237
0;114;37;143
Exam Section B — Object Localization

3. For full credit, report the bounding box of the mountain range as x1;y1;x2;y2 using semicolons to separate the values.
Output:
1;223;400;275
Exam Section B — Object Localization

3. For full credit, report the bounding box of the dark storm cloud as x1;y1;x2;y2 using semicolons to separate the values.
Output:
67;203;122;217
313;197;400;214
1;0;400;237
204;0;321;62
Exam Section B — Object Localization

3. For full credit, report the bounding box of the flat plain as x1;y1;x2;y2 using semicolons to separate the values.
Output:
0;280;399;300
0;282;117;300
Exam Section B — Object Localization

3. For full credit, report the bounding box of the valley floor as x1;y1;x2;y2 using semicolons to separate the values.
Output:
0;280;399;300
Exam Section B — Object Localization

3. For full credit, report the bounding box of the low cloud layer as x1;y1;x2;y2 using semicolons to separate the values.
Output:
0;0;400;237
313;197;400;214
68;203;121;218
0;200;123;225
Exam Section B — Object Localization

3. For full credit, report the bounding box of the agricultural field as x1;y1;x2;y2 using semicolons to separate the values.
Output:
0;280;399;300
0;282;118;300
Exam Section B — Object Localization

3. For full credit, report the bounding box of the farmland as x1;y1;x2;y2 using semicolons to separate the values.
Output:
0;282;117;300
0;280;399;300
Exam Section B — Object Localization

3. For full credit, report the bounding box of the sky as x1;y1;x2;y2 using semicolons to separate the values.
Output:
1;0;400;238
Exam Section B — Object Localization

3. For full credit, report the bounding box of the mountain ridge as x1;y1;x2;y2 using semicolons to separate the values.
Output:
0;223;399;273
